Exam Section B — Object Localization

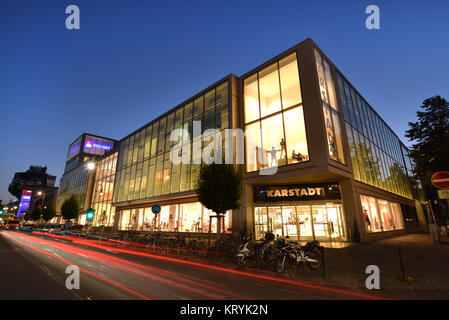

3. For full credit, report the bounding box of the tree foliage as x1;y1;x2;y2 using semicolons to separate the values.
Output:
24;210;33;222
405;95;449;185
194;163;242;216
61;195;79;221
42;206;56;222
31;206;42;221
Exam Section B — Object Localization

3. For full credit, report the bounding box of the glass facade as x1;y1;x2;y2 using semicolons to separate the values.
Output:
67;136;82;162
336;71;413;199
117;202;231;233
56;165;90;213
113;81;229;203
244;52;309;172
360;194;405;233
90;152;118;227
254;203;345;241
315;49;345;164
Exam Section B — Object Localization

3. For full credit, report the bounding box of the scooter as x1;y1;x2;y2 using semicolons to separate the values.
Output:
236;234;251;267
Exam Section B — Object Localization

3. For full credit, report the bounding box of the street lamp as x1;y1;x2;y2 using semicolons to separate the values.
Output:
86;162;96;170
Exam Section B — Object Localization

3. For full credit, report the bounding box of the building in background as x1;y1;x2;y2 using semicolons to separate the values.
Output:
56;133;118;223
57;38;427;242
8;165;58;217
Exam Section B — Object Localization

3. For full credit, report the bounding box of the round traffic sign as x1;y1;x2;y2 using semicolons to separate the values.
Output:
431;171;449;189
151;204;161;215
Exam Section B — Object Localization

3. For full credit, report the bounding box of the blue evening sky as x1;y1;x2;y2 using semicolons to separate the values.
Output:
1;0;448;202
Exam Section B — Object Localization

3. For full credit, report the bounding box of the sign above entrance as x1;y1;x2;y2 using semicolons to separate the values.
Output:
253;183;341;203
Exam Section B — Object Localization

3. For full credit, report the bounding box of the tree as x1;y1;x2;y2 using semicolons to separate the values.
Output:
405;95;449;184
42;206;56;222
31;206;42;222
61;195;79;222
194;163;242;237
405;95;449;225
24;210;33;222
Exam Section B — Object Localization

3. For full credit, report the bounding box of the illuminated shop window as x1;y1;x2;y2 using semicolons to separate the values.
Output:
117;201;232;233
360;194;405;233
254;204;345;241
244;52;308;172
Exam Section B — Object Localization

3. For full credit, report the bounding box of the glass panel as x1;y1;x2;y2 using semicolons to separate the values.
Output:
178;202;203;232
284;106;309;164
259;63;281;118
204;89;215;111
254;207;268;240
216;82;228;108
245;121;262;172
323;59;337;110
326;204;345;239
261;114;285;168
267;206;283;237
311;205;328;239
194;96;204;117
282;206;298;238
279;53;302;108
244;74;259;123
331;108;345;163
296;206;313;238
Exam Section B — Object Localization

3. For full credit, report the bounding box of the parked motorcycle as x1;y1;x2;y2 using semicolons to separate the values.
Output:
274;239;322;273
236;234;251;267
254;232;276;264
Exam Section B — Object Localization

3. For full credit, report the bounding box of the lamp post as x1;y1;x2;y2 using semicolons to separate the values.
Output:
36;191;46;225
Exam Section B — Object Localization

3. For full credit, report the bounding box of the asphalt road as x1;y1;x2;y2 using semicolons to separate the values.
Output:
0;230;384;300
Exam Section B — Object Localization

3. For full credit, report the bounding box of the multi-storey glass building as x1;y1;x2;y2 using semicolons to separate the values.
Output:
58;38;428;242
56;133;118;222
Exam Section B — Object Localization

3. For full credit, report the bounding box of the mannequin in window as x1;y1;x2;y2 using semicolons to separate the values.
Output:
363;208;371;232
280;138;287;158
291;149;304;162
267;146;280;166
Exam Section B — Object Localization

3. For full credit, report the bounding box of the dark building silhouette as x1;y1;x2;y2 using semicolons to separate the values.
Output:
8;166;58;216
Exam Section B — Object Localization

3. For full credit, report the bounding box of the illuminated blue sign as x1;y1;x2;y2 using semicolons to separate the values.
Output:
84;141;112;151
17;190;32;218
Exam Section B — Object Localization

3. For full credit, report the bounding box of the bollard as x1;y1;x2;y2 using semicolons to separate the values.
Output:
319;246;326;278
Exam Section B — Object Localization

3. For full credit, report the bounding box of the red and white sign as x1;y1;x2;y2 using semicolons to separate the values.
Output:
431;171;449;189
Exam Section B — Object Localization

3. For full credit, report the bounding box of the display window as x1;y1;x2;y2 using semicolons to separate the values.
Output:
117;201;232;233
254;203;345;241
360;194;405;233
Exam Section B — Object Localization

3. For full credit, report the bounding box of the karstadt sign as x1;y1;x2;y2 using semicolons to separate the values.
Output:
253;183;341;203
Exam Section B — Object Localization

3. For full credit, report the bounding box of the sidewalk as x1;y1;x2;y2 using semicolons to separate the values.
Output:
288;233;449;299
